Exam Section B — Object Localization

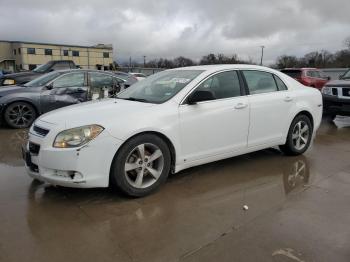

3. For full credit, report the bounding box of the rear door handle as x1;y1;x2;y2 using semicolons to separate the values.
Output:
234;103;248;109
284;96;293;102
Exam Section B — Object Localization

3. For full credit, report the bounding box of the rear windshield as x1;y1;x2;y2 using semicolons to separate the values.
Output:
281;70;302;79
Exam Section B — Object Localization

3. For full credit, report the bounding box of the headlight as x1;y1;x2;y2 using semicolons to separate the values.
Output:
3;79;15;85
53;125;104;148
321;86;332;95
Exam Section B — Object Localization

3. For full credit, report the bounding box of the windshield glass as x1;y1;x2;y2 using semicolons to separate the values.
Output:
24;71;61;87
33;62;53;73
341;70;350;79
117;70;204;103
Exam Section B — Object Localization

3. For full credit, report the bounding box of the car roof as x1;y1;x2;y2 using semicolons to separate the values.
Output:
282;68;318;71
54;69;118;76
167;64;281;75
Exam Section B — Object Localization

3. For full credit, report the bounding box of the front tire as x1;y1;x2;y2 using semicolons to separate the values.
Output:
4;102;37;129
279;115;313;156
110;134;171;197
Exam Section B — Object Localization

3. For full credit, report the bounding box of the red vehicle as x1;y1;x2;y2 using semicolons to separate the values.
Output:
281;68;329;90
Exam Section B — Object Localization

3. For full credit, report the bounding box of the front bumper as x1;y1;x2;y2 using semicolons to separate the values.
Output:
23;123;124;188
323;94;350;116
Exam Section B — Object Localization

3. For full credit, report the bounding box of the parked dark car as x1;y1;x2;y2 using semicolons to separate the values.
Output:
281;68;329;90
0;69;128;128
322;69;350;117
0;60;77;86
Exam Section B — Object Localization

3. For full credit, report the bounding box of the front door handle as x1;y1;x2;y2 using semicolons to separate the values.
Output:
284;96;293;102
234;103;248;109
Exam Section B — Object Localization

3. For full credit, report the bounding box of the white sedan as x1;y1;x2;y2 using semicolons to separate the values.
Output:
23;65;322;196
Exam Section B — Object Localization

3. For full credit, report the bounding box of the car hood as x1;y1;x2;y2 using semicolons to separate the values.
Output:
325;79;350;87
37;98;155;129
1;71;41;84
3;71;39;78
0;85;28;97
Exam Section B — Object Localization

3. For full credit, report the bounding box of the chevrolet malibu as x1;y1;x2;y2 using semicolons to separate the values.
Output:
23;65;323;197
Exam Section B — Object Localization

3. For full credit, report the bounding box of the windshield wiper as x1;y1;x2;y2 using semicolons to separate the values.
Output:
118;97;150;103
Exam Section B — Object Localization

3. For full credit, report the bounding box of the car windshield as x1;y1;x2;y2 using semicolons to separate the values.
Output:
33;62;53;73
117;70;204;104
24;71;61;87
341;70;350;79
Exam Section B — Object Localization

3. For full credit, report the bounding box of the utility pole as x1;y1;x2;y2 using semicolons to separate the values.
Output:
260;46;265;66
143;56;146;68
129;56;132;70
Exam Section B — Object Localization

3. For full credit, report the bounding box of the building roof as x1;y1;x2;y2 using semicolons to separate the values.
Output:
0;40;113;50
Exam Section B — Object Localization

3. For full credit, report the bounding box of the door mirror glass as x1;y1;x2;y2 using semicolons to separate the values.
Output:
188;90;215;104
45;83;53;90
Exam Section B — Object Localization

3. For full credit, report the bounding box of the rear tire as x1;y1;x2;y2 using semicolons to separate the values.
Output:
110;134;171;197
279;115;313;156
4;102;37;129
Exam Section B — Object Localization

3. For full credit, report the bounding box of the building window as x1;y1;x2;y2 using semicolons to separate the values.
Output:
29;64;37;70
18;48;21;55
103;52;109;58
72;50;79;57
27;48;35;55
63;50;69;56
13;49;16;55
45;49;52;55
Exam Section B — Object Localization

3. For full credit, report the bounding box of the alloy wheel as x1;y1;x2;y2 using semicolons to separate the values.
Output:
124;143;164;189
7;104;35;128
292;121;310;151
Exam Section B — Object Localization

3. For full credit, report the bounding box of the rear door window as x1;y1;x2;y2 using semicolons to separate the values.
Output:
242;71;278;95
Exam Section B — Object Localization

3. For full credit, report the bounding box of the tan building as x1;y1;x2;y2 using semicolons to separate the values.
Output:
0;40;114;72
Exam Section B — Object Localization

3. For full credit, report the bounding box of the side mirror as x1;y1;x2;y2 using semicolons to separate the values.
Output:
339;74;344;80
45;83;53;90
49;68;54;72
187;90;215;105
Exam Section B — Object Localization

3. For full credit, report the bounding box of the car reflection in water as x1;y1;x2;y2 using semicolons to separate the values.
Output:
333;115;350;128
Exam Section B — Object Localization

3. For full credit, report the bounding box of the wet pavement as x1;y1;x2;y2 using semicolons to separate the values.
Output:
0;116;349;262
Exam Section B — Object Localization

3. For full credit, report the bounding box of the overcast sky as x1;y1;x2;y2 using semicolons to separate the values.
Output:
0;0;349;64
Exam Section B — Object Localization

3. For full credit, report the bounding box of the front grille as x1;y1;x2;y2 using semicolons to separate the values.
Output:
342;88;350;97
33;125;49;137
29;142;40;155
332;88;338;96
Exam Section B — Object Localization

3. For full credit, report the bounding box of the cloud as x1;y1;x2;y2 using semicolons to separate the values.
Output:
0;0;349;64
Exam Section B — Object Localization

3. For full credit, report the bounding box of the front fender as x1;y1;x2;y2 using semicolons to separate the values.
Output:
0;95;40;115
